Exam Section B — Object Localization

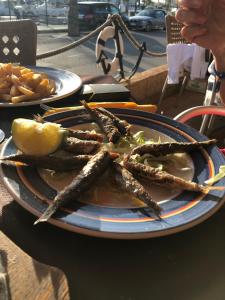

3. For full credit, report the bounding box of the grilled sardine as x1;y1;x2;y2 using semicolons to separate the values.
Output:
124;158;207;193
81;100;121;143
131;139;217;156
1;154;91;171
34;150;117;224
113;162;161;217
96;107;131;136
62;137;101;154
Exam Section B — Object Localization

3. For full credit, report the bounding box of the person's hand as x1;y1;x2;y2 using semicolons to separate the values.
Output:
176;0;225;57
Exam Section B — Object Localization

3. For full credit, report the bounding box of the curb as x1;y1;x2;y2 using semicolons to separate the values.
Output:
37;25;68;33
38;28;68;34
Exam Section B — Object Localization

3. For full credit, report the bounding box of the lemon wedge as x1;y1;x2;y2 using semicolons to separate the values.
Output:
12;118;66;156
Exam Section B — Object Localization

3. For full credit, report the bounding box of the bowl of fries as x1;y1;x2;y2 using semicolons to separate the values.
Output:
0;63;82;107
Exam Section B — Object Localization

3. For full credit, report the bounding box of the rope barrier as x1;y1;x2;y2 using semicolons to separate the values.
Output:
36;14;167;60
116;15;167;57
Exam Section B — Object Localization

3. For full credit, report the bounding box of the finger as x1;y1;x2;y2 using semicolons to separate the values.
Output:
181;24;208;43
178;0;203;9
176;7;206;25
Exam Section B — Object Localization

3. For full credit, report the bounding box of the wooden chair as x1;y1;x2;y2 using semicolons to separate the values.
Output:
0;19;37;65
165;15;187;44
158;15;189;106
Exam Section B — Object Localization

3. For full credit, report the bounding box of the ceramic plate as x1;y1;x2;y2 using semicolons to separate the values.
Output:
1;108;225;239
0;66;82;107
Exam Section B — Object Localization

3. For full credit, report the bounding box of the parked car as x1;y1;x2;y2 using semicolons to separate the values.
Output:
0;0;17;17
35;2;68;18
78;2;130;29
129;8;166;31
14;1;130;28
14;2;39;19
15;0;68;19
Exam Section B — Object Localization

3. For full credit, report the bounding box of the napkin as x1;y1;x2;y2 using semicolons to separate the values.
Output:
190;45;208;80
167;43;208;84
167;43;194;84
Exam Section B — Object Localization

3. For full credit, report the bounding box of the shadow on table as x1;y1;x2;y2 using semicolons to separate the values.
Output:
0;250;11;300
0;198;225;300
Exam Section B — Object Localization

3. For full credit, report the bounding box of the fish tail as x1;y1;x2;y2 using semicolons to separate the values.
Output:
146;203;163;221
80;100;92;112
156;212;163;221
151;203;162;220
33;114;45;123
200;185;209;194
81;100;98;120
34;202;58;225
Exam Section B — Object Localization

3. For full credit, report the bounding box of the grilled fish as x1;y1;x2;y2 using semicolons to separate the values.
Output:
96;107;131;136
113;162;161;217
34;114;103;142
62;137;101;154
124;158;207;193
131;139;217;156
67;129;103;142
34;150;116;224
81;100;121;143
1;154;91;171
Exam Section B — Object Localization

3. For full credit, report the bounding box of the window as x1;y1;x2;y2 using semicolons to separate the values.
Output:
155;11;165;18
110;5;119;15
94;5;110;14
137;9;155;17
78;4;92;15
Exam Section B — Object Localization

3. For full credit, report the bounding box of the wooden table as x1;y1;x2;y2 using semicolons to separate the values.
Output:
0;231;69;300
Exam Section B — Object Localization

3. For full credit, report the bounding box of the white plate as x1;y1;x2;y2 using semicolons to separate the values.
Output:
0;66;82;107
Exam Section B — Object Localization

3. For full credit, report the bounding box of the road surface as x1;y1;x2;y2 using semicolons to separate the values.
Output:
37;29;167;77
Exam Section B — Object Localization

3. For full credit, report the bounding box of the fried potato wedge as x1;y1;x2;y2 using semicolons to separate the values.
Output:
0;63;56;104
